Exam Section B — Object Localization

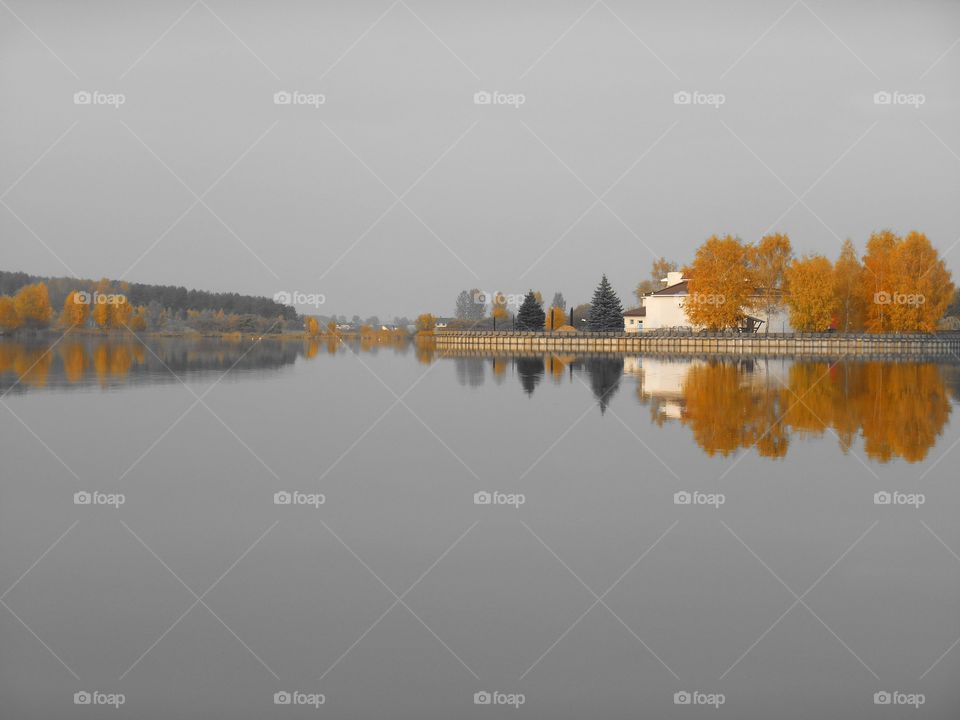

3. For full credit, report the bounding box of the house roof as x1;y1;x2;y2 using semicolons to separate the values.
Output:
622;307;647;317
649;280;689;296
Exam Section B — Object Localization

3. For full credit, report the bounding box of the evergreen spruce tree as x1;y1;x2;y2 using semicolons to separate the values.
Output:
586;274;624;331
516;290;546;330
455;290;472;320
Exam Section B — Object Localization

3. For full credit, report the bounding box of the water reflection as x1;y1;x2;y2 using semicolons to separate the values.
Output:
0;334;408;393
3;335;956;464
443;352;956;464
630;356;953;463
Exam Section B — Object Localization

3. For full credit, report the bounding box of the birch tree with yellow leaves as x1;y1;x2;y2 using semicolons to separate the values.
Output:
784;255;838;331
685;235;753;330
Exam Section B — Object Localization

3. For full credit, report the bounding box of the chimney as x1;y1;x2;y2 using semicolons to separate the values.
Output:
663;271;683;287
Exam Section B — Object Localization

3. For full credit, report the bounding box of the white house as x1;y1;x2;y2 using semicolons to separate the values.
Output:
623;272;792;333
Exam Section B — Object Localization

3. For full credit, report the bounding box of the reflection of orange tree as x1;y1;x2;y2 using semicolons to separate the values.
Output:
547;354;575;382
856;363;950;462
12;347;53;387
491;357;507;384
680;361;788;458
672;360;950;462
60;343;87;382
415;336;436;364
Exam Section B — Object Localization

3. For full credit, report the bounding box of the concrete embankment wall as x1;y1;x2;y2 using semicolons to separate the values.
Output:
433;331;960;357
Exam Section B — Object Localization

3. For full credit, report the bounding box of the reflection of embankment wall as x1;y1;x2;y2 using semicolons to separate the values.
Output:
434;331;960;357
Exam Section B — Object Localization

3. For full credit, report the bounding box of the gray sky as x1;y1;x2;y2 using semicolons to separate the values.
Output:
2;0;959;318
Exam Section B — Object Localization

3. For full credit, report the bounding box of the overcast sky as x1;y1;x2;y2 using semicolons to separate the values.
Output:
2;0;959;317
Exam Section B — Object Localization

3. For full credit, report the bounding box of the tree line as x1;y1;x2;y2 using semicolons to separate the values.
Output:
0;271;297;321
0;276;300;335
441;282;625;332
646;230;956;332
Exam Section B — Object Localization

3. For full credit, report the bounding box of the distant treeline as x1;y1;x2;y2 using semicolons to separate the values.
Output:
0;270;298;321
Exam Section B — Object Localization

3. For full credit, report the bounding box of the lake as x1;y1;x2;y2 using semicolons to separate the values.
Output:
1;335;959;718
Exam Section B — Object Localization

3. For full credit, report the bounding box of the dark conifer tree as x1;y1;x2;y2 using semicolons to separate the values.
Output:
516;290;546;330
586;274;624;331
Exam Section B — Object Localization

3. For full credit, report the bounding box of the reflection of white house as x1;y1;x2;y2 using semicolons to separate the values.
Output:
623;272;792;333
626;356;792;419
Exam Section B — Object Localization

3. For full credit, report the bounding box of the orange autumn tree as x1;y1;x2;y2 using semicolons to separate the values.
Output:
129;306;148;332
60;291;90;328
832;239;865;332
92;300;110;328
784;255;838;331
886;231;954;332
860;230;954;332
416;313;436;333
545;306;566;330
110;295;133;328
305;316;320;337
13;282;53;328
685;235;753;330
749;233;793;333
636;257;679;300
0;296;22;332
491;292;509;327
860;230;899;332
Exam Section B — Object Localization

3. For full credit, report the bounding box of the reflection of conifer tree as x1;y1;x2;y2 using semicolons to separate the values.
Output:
584;356;623;413
516;356;545;395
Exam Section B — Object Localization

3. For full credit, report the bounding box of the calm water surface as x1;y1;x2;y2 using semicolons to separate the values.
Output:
2;335;959;718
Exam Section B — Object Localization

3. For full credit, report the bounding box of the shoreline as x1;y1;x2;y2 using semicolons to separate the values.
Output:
433;330;960;357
